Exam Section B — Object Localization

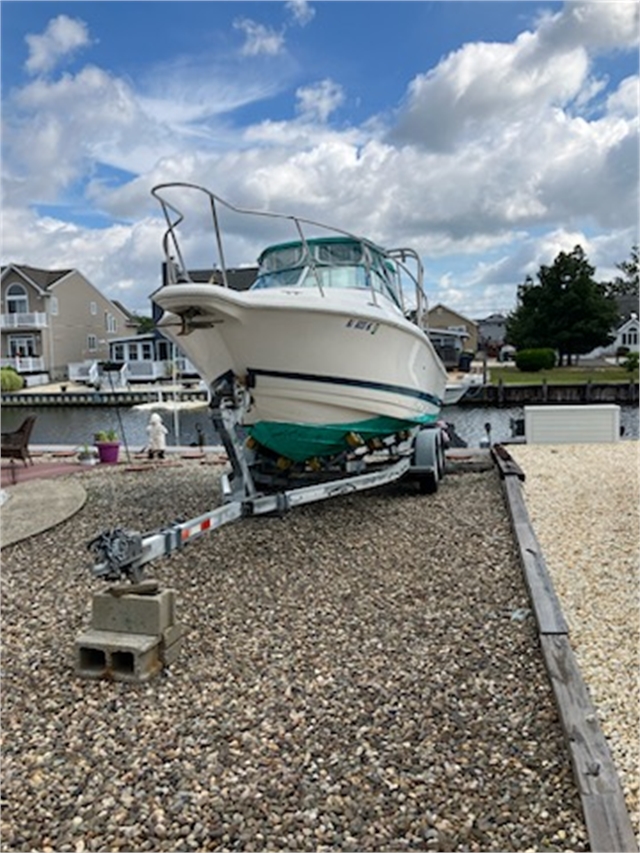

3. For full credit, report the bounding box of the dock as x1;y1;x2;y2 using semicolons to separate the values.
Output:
1;383;209;408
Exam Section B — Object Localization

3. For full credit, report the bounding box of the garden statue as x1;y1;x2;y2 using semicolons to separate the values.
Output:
147;412;168;460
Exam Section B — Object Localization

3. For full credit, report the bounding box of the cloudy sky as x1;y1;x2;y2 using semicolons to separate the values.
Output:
2;1;638;317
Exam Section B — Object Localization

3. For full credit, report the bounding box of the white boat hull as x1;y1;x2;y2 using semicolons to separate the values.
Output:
155;284;448;460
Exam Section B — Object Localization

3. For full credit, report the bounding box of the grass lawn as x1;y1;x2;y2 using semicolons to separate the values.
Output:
489;364;639;385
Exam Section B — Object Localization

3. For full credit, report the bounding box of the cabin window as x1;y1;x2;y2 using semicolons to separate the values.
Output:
252;268;304;290
315;265;367;290
6;284;28;314
260;245;304;273
251;239;403;309
317;243;364;265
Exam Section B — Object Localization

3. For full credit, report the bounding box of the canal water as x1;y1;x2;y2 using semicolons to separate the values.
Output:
2;402;638;449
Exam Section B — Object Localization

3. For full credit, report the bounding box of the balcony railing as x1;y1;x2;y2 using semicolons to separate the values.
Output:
0;312;48;329
0;311;49;329
1;356;46;373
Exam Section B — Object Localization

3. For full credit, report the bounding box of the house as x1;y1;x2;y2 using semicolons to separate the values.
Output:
1;264;132;385
476;312;507;357
583;313;639;360
97;332;199;385
426;304;479;367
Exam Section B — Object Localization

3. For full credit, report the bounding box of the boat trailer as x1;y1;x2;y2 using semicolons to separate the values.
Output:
88;388;445;584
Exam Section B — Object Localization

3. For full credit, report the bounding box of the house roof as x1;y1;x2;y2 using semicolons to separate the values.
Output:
427;303;478;327
188;267;258;291
616;294;639;321
1;263;74;292
477;312;507;323
160;262;258;292
112;299;137;322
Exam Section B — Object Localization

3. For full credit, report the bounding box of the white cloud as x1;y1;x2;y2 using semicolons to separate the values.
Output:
536;1;639;54
2;6;638;319
233;18;285;57
286;0;315;27
25;14;91;76
295;79;344;123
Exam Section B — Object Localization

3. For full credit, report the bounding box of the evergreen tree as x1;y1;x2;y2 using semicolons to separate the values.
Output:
506;245;619;365
604;246;639;298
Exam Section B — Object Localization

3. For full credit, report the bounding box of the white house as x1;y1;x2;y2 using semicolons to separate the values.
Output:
584;313;639;359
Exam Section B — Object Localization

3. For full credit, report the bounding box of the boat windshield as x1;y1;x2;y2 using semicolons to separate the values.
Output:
251;239;403;308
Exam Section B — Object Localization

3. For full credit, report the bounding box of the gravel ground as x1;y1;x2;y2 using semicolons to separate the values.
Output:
510;441;639;843
0;459;592;852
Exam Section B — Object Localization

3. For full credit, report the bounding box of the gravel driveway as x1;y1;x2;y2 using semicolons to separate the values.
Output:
2;462;590;852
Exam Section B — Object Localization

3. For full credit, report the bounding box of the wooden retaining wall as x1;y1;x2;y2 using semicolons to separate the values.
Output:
459;380;639;406
492;444;638;853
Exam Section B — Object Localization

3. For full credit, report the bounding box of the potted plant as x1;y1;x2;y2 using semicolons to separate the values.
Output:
94;429;120;464
78;443;98;466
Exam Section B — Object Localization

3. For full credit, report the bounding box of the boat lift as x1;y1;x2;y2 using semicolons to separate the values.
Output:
88;381;445;584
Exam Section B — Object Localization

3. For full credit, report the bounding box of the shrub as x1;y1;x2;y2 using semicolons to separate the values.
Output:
623;352;639;373
514;348;556;372
1;367;25;392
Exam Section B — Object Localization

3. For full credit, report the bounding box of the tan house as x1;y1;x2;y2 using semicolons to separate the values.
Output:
1;264;133;384
427;303;479;354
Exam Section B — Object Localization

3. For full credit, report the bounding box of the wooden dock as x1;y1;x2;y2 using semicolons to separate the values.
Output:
1;387;209;407
493;444;638;853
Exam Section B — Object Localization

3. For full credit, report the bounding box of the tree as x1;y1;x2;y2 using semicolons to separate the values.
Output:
133;314;155;334
604;246;639;298
506;245;619;366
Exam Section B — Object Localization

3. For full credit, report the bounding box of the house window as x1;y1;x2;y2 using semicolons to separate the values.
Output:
87;335;97;352
50;296;59;316
6;284;28;314
157;340;171;360
90;301;97;315
128;343;139;360
8;335;36;356
622;328;638;347
112;344;125;361
141;342;153;360
105;312;117;333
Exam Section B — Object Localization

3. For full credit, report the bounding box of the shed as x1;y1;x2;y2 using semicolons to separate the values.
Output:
524;405;621;444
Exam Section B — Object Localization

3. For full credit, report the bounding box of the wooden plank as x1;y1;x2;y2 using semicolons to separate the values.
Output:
540;635;638;853
502;476;568;634
491;443;526;480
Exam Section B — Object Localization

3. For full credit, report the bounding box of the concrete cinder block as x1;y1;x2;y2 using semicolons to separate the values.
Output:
75;629;162;682
91;589;176;635
160;623;187;666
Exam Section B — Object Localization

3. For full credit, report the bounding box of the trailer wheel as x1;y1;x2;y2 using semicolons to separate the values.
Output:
419;470;439;494
411;427;442;494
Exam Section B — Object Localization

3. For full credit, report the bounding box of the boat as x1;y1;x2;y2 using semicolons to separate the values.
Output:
151;182;449;463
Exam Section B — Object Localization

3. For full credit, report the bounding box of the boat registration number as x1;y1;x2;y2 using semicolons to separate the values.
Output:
346;319;380;334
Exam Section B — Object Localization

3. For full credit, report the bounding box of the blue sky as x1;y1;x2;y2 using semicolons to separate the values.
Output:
2;1;638;316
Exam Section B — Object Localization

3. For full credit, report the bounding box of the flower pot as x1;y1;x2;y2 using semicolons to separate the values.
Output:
95;441;120;464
